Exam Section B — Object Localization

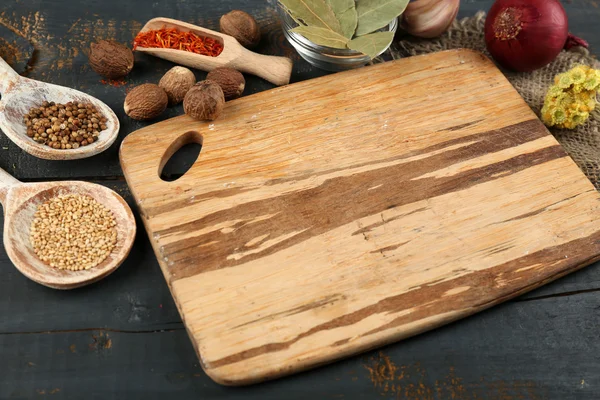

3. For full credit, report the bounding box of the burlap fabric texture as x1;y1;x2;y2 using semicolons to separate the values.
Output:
386;11;600;190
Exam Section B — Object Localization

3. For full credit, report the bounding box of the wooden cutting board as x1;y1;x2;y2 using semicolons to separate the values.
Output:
120;49;600;386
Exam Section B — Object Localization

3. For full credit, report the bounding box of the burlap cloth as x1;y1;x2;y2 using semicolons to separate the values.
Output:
386;11;600;190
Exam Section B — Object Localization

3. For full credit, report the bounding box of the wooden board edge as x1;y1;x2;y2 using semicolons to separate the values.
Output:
202;250;600;386
119;49;494;146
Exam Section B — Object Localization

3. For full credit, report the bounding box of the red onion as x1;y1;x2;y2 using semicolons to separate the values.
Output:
564;34;589;50
485;0;570;72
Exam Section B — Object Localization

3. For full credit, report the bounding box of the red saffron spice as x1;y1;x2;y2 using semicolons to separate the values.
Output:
132;27;224;57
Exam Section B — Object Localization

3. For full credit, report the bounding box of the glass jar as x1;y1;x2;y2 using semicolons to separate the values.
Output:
277;5;398;72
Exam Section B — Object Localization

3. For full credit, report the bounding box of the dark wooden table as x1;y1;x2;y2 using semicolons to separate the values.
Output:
1;1;600;399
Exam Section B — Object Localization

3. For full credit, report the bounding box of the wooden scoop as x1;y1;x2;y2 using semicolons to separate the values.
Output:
0;57;119;160
135;17;293;86
0;168;136;289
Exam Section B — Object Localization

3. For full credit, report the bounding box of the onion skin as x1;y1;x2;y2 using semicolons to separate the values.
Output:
402;0;460;39
565;33;589;50
484;0;569;72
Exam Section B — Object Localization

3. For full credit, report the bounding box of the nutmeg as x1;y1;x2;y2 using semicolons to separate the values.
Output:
220;10;261;49
206;67;245;100
124;84;168;121
183;80;225;121
159;66;196;105
89;40;134;79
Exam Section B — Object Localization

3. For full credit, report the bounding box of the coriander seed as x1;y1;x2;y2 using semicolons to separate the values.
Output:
23;102;108;150
30;194;118;271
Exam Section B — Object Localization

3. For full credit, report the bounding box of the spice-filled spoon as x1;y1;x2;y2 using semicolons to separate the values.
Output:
0;167;136;289
0;57;119;160
134;17;293;86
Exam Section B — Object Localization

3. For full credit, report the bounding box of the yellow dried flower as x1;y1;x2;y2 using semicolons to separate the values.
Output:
542;65;600;129
586;98;597;112
569;66;587;84
551;108;567;124
546;85;563;98
584;75;600;91
557;92;574;108
579;89;595;101
572;83;586;93
573;111;589;124
578;90;597;111
556;73;573;88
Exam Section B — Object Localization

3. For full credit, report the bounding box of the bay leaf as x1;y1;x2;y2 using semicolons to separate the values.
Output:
280;3;306;26
279;0;342;35
325;0;358;39
290;25;349;49
347;31;394;58
355;0;409;36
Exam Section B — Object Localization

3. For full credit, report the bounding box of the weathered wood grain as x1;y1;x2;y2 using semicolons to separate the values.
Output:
0;182;596;333
3;0;600;398
121;49;600;385
0;24;34;75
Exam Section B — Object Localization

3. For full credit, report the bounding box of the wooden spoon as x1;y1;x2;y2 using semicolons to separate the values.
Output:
0;57;120;160
135;17;293;86
0;168;136;289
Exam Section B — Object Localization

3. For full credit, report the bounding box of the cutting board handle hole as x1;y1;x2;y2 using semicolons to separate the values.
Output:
159;130;203;182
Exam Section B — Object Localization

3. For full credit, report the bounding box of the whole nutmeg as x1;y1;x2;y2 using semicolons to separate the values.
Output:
206;67;245;100
183;81;225;121
89;40;134;79
220;10;261;49
159;66;196;105
124;84;168;121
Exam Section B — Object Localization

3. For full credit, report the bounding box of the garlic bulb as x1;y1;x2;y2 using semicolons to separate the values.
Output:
401;0;460;38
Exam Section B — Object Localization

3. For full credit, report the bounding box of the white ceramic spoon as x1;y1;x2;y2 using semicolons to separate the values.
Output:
0;167;136;289
0;57;120;160
135;17;293;86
